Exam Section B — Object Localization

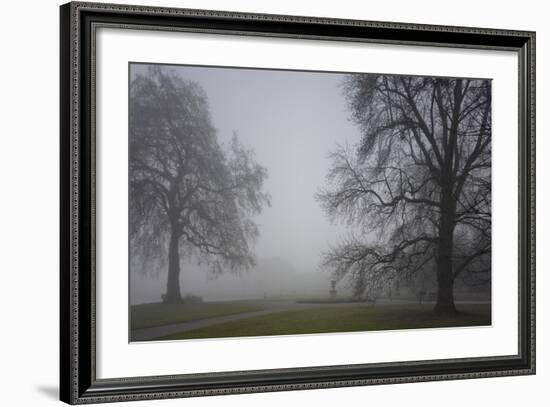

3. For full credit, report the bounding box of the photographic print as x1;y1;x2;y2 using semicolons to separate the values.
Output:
129;63;492;342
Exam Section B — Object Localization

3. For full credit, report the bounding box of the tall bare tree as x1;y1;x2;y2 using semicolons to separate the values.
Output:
317;75;491;314
130;67;270;303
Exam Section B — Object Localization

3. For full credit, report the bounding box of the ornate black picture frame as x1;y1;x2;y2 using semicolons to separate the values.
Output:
60;1;535;404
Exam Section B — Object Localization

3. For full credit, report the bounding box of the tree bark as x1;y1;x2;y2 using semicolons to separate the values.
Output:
164;229;182;304
434;188;457;315
434;257;456;315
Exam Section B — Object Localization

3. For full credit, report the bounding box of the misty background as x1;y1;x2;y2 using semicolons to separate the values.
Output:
130;64;360;304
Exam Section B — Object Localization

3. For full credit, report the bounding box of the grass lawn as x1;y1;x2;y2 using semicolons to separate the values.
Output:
296;297;369;304
131;301;263;330
159;303;491;340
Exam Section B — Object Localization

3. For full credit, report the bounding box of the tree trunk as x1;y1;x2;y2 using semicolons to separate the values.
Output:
434;257;456;315
434;189;457;315
164;229;182;304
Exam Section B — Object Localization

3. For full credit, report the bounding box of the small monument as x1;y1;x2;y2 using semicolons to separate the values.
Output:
329;279;337;299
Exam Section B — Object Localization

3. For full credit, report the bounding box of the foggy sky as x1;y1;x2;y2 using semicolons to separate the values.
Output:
130;63;362;304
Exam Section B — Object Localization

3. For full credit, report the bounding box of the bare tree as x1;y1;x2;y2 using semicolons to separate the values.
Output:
130;67;270;303
317;75;491;314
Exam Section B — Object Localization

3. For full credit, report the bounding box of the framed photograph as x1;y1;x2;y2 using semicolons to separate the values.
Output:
60;1;535;404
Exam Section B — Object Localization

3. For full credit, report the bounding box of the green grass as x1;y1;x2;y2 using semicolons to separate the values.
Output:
296;297;369;304
158;304;491;341
131;301;263;330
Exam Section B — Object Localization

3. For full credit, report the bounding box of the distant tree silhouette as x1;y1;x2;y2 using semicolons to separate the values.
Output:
130;67;270;303
317;75;491;314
